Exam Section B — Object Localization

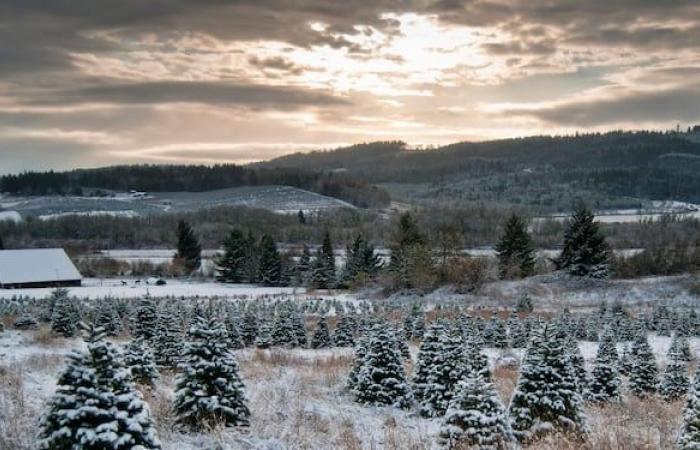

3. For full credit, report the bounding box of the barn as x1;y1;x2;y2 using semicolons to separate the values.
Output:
0;248;82;289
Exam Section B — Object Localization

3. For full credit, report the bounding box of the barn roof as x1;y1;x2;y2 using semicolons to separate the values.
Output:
0;248;82;285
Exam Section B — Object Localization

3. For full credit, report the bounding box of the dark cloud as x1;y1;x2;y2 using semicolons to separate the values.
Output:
500;83;700;126
19;80;349;109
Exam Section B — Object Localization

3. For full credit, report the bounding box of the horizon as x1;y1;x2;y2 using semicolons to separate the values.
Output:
1;1;700;173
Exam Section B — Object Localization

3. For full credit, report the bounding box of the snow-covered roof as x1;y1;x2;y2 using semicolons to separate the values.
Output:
0;248;82;285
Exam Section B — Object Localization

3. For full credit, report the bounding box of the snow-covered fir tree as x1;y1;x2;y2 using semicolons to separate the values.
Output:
271;310;297;347
13;309;38;330
413;322;446;405
394;326;412;360
564;334;589;395
439;374;515;450
224;309;244;350
37;324;161;450
346;332;370;392
555;201;610;278
215;229;247;283
174;317;250;430
677;369;700;449
255;321;273;349
352;325;413;408
123;336;159;387
333;315;356;347
420;328;467;417
294;245;312;286
51;293;77;337
291;311;308;347
94;299;122;336
659;350;689;401
133;296;158;342
152;306;182;368
588;329;621;403
310;315;331;349
628;333;658;396
241;311;258;346
258;234;282;286
465;335;490;380
508;325;586;443
669;332;693;362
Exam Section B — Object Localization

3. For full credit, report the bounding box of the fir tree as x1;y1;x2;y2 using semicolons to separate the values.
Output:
388;211;429;289
659;351;689;401
258;234;282;286
413;322;446;405
439;374;515;450
294;245;312;286
174;317;250;430
310;316;332;349
342;233;382;285
241;311;258;346
509;325;586;443
629;334;658;396
394;326;411;360
224;310;245;350
515;293;534;314
555;201;610;278
271;310;297;347
420;329;467;417
175;220;202;273
133;296;158;342
291;311;308;347
51;293;77;338
588;330;621;403
243;231;259;283
123;337;159;387
333;315;356;347
353;325;413;408
670;332;693;362
152;307;182;368
297;209;306;224
255;321;273;349
13;310;38;330
495;213;536;279
677;369;700;449
216;229;247;283
347;333;370;392
94;299;122;337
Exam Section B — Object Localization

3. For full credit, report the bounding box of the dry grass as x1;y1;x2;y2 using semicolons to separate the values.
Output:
492;364;519;402
0;364;37;450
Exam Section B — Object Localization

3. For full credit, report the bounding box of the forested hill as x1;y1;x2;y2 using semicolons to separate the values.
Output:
257;131;700;207
0;165;390;208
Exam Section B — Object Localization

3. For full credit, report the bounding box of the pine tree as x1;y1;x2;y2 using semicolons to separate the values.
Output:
564;334;589;395
509;325;586;443
291;311;308;347
420;329;467;417
174;317;250;430
628;334;658;396
659;351;689;401
353;325;413;408
310;316;332;349
294;245;312;286
271;310;297;347
342;233;382;285
255;321;273;349
123;337;159;387
347;333;370;391
333;315;356;347
133;296;158;342
495;213;536;279
243;231;259;283
38;324;161;449
588;330;621;403
258;234;282;286
224;310;244;350
241;311;258;346
394;326;411;360
515;293;534;313
677;369;700;449
152;307;182;368
51;292;77;338
94;299;122;336
555;201;610;278
439;374;515;450
413;322;446;405
388;211;429;289
175;220;202;273
216;229;247;283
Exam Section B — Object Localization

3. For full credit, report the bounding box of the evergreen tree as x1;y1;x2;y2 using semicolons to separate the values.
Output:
271;310;297;347
291;311;308;347
495;213;536;279
394;326;411;360
94;299;122;337
258;234;282;286
388;212;430;289
123;337;159;387
255;321;273;349
629;334;658;396
439;374;515;450
515;293;534;313
133;296;158;342
13;310;38;330
669;332;693;362
241;311;258;346
509;326;586;443
310;316;332;349
420;330;467;417
353;325;413;408
174;317;250;430
224;310;245;350
413;322;446;405
555;201;611;278
294;245;312;286
243;231;259;283
333;315;356;347
215;229;247;283
677;369;700;449
51;293;77;338
38;324;161;450
342;233;382;285
347;333;370;392
588;330;621;403
659;351;689;401
175;220;202;273
152;307;182;368
297;209;306;224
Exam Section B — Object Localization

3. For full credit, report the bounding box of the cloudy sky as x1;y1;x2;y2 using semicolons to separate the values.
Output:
1;0;699;173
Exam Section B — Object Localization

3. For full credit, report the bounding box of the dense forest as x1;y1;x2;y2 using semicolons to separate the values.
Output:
0;165;390;208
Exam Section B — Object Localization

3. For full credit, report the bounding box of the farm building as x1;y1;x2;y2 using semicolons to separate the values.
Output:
0;248;82;289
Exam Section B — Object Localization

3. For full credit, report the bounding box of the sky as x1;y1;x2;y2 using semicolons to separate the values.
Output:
1;0;700;173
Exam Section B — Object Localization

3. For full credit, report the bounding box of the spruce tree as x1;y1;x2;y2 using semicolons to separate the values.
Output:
241;311;258;346
495;213;536;279
588;330;621;403
271;310;297;347
94;299;122;337
347;333;370;392
659;351;689;401
420;329;467;417
13;310;38;330
175;220;202;273
133;296;158;342
413;322;446;405
152;307;182;368
255;321;273;349
333;315;356;347
310;316;332;349
352;325;413;408
258;234;282;286
294;245;312;286
628;334;658;396
216;229;247;283
556;201;610;278
51;293;77;337
439;374;515;450
394;326;411;360
123;336;159;387
243;231;259;283
509;325;586;443
388;212;428;289
174;317;250;430
224;310;245;350
678;369;700;449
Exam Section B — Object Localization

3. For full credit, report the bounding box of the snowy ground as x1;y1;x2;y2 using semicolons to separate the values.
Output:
0;325;694;450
